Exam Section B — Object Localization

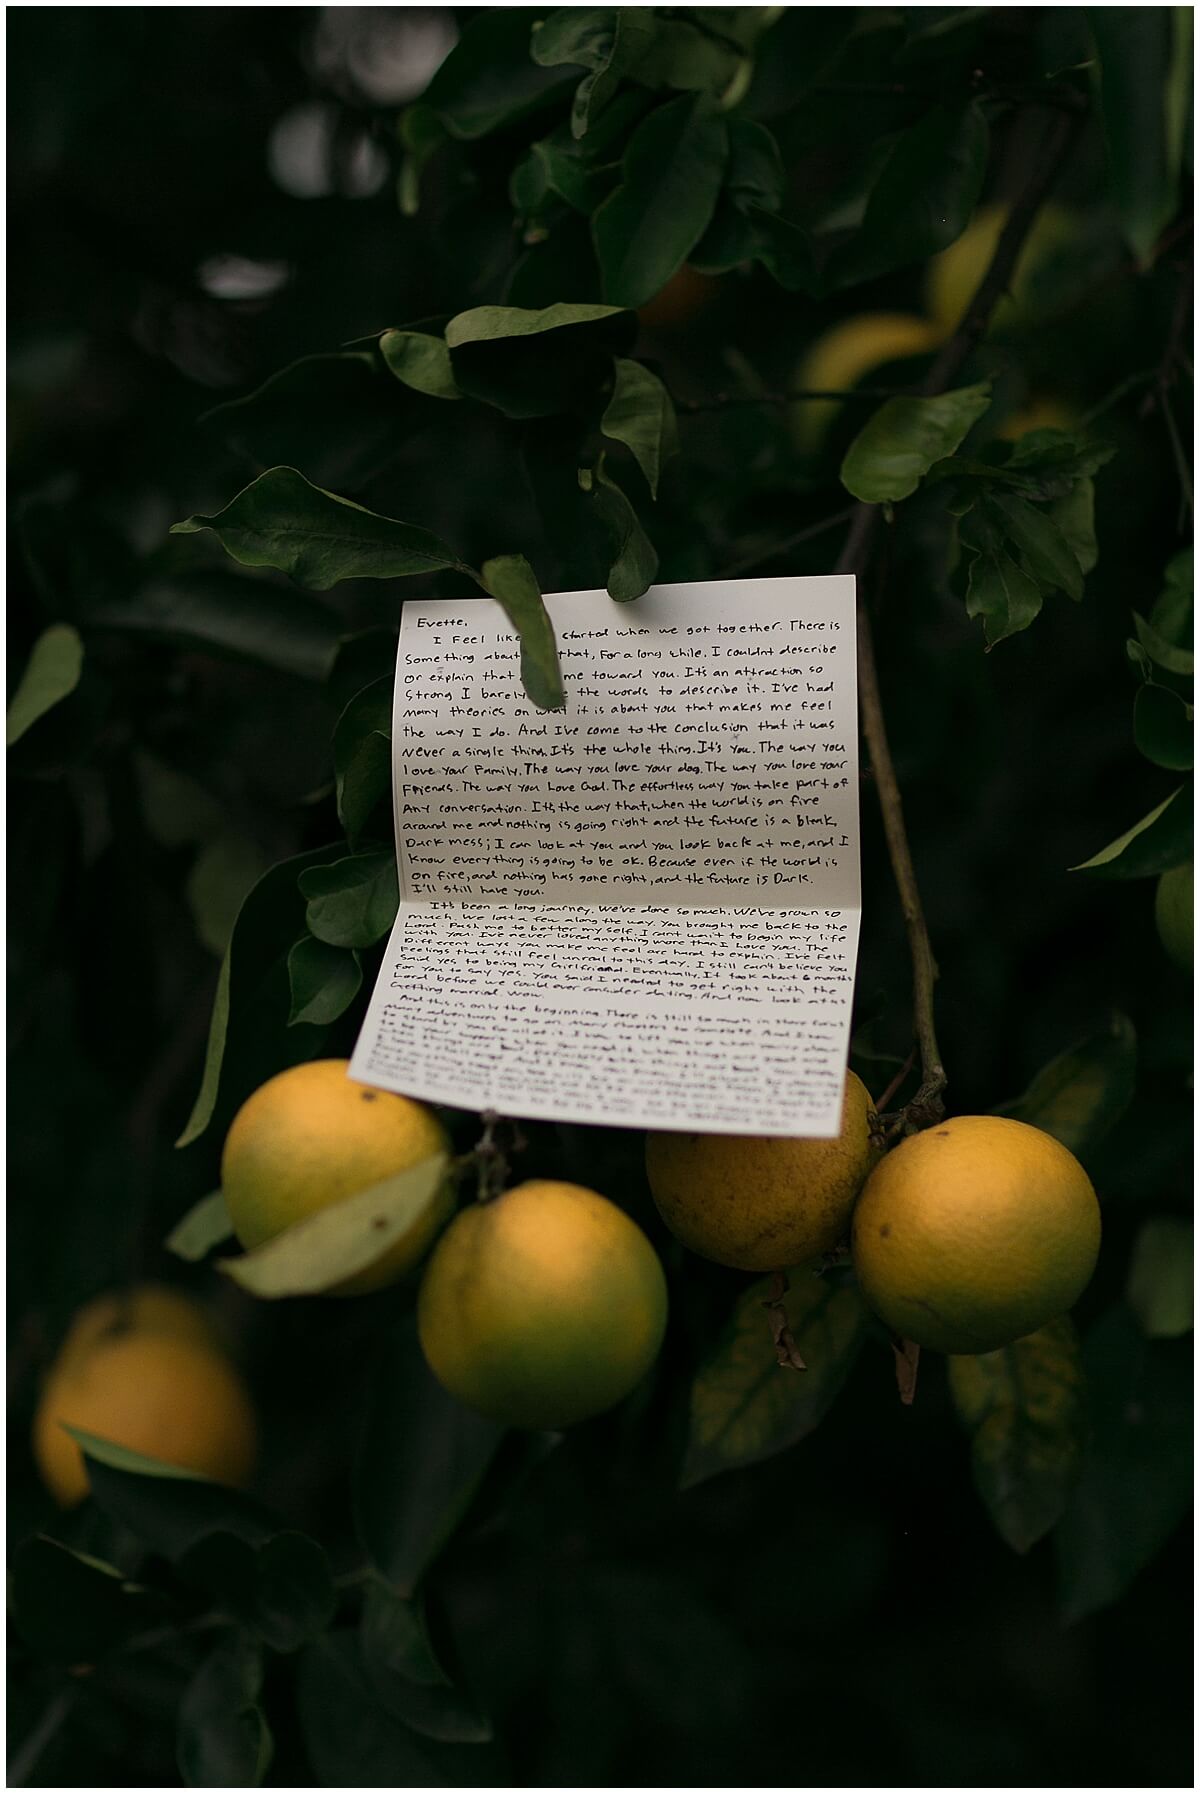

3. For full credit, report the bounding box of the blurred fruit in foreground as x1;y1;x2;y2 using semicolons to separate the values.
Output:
33;1285;256;1506
1155;861;1193;970
418;1179;668;1427
637;264;719;328
925;202;1079;334
645;1070;878;1270
791;313;941;452
221;1060;452;1295
851;1115;1101;1353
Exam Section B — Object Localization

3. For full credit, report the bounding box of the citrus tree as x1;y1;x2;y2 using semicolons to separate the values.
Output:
8;8;1192;1787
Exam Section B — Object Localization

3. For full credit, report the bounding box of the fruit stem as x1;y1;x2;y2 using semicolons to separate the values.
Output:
836;105;1085;1134
763;1270;807;1371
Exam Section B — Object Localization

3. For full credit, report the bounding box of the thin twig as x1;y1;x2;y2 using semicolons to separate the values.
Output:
720;504;858;578
833;106;1085;1130
680;386;902;414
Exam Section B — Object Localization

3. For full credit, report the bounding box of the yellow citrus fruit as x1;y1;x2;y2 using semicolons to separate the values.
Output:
33;1293;256;1507
638;265;718;328
1155;861;1192;971
925;202;1077;335
221;1060;452;1296
791;313;942;453
851;1115;1101;1354
417;1179;668;1428
56;1282;222;1372
645;1071;878;1271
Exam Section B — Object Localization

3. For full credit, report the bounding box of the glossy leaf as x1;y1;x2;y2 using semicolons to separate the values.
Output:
300;851;399;949
379;330;460;401
681;1272;868;1489
361;1582;493;1743
354;1319;506;1596
175;846;337;1148
287;937;363;1027
948;1316;1085;1553
841;384;992;503
165;1189;235;1262
587;462;659;602
218;1152;450;1298
1127;1217;1193;1338
1089;8;1190;266
177;1631;273;1788
1132;683;1193;772
477;554;565;710
600;359;679;499
993;1010;1136;1158
1071;785;1192;878
832;101;988;287
593;94;729;309
171;467;466;592
1056;1304;1192;1620
6;624;83;746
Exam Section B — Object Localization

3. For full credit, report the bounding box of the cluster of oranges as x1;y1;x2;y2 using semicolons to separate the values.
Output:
34;1058;1101;1504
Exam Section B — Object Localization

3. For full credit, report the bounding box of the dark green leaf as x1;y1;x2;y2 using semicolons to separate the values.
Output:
1133;682;1193;771
1133;609;1194;676
327;628;399;718
379;331;461;401
422;8;579;140
1003;427;1119;497
842;384;992;503
1047;477;1098;576
593;94;729;309
723;118;786;210
217;1153;450;1298
177;1632;272;1789
300;851;399;949
1089;8;1190;266
681;1273;868;1489
634;15;746;98
948;1316;1085;1554
1126;1217;1193;1339
530;8;616;71
187;832;273;959
993;1010;1137;1159
333;677;393;844
531;8;657;138
6;625;84;746
445;302;636;419
252;1532;337;1651
299;1633;448;1786
476;554;565;710
987;494;1085;601
165;1189;235;1263
172;467;466;592
74;1434;278;1558
1148;546;1193;645
175;846;339;1148
361;1582;493;1743
1056;1304;1192;1620
587;462;659;601
355;1319;505;1596
1071;785;1192;878
831;101;988;287
200;352;401;489
600;359;679;498
961;519;1045;647
287;937;364;1027
89;571;341;682
10;1536;162;1664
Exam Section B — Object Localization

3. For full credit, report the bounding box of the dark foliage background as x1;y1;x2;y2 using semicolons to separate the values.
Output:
8;7;1192;1788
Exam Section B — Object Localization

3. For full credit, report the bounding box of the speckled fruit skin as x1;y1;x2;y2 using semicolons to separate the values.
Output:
417;1180;668;1429
644;1070;878;1271
221;1059;451;1296
851;1115;1101;1355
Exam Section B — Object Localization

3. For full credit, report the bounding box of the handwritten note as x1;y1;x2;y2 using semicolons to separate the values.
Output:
350;577;861;1135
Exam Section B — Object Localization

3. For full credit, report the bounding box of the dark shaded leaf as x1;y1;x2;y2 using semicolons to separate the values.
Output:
1071;785;1192;878
1133;609;1194;677
586;462;659;601
1047;476;1098;576
300;851;399;948
593;94;729;308
355;1319;505;1596
10;1536;163;1665
361;1582;493;1743
1056;1305;1192;1620
832;101;988;287
252;1532;337;1651
681;1273;868;1488
1126;1217;1193;1339
72;1433;278;1558
600;359;679;498
987;494;1085;600
177;1631;272;1788
948;1317;1085;1553
287;937;363;1026
298;1632;448;1786
165;1189;235;1263
960;508;1045;647
477;554;565;710
423;8;579;140
445;302;636;419
1089;8;1190;266
841;383;992;502
1133;682;1193;772
333;676;393;844
171;467;466;593
89;571;340;682
6;624;84;746
993;1010;1137;1159
1148;546;1193;645
201;352;401;488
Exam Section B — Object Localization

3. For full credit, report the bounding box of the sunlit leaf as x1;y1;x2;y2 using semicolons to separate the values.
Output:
681;1272;868;1489
948;1316;1085;1553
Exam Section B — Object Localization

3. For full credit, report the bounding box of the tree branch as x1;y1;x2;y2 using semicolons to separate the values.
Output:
837;106;1085;1129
